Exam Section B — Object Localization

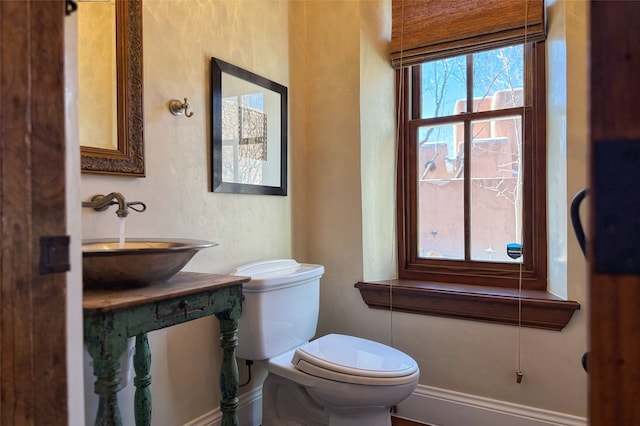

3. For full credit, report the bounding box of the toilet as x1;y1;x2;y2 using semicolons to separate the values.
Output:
230;259;420;426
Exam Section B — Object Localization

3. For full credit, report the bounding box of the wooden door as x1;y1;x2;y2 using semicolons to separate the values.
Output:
0;1;68;424
589;2;640;424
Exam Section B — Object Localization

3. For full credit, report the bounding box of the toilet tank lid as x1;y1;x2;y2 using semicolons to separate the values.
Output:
230;259;324;291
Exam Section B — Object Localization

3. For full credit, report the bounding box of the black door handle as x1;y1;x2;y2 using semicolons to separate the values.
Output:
570;188;588;257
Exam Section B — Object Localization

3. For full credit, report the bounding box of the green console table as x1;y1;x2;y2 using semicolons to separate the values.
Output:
83;272;247;426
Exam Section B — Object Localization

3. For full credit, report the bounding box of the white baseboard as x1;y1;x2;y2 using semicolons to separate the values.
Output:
183;386;262;426
183;384;586;426
396;384;587;426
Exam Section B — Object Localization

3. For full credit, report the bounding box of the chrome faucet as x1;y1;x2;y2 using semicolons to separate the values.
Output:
82;192;146;218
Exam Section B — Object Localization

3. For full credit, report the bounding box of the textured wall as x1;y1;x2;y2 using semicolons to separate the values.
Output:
78;0;589;423
297;0;589;419
80;1;290;424
65;10;85;425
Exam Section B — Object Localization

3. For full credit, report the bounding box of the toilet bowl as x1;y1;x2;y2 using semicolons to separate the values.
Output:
265;334;419;426
230;260;420;426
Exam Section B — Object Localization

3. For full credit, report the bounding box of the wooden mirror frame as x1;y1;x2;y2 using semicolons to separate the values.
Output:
210;57;288;196
80;0;144;176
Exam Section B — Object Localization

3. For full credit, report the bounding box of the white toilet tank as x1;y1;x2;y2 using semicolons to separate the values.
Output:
230;259;325;361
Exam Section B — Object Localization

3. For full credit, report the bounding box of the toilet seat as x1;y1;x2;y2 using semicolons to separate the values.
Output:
291;334;419;386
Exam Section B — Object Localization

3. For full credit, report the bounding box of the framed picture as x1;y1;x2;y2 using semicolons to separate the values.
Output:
211;57;287;195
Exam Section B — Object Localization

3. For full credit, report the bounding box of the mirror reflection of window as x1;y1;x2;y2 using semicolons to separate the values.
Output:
221;94;267;185
221;73;281;187
77;0;117;150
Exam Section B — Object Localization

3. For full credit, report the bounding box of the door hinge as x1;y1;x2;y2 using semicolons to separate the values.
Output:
40;236;71;275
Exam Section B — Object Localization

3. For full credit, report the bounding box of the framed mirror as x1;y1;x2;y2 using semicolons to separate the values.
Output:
79;0;144;176
211;57;287;195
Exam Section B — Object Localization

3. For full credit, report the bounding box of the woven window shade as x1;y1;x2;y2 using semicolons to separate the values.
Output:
390;0;545;68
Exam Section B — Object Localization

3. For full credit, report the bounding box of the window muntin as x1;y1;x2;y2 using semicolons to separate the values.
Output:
399;42;545;289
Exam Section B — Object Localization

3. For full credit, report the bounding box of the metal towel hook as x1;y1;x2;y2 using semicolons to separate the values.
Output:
168;97;194;118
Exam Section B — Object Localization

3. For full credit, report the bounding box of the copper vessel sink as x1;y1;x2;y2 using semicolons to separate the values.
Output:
82;238;216;289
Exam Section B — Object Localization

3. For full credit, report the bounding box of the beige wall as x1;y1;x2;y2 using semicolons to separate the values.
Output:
79;0;589;423
297;0;589;420
65;10;86;425
81;1;290;424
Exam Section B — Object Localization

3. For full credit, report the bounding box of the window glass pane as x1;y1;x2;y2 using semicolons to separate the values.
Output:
473;45;524;111
417;123;464;260
469;117;523;263
420;55;467;119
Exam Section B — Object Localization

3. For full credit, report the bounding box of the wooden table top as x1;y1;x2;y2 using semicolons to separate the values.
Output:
83;272;249;312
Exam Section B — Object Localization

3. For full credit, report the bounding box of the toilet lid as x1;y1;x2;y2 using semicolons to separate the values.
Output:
291;334;419;386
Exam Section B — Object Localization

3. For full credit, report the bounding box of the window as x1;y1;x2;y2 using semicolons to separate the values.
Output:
355;0;579;330
397;42;547;290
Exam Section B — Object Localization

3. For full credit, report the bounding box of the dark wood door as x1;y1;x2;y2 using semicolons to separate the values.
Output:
589;2;640;424
0;1;68;424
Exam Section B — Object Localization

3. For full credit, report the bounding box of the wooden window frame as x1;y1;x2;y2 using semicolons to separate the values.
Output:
356;41;580;330
400;42;546;290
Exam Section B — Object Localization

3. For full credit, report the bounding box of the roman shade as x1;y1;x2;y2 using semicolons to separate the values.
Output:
390;0;546;68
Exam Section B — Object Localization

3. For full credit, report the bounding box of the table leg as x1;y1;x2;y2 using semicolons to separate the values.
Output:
217;316;239;426
133;333;152;426
86;337;127;426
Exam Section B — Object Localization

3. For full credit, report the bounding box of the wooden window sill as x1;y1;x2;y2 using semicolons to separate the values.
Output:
355;280;580;331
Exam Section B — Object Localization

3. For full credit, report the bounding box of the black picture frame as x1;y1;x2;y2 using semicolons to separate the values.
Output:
211;57;288;195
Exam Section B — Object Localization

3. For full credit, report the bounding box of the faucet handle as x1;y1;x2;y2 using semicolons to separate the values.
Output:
84;194;116;212
127;201;147;213
82;193;145;217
